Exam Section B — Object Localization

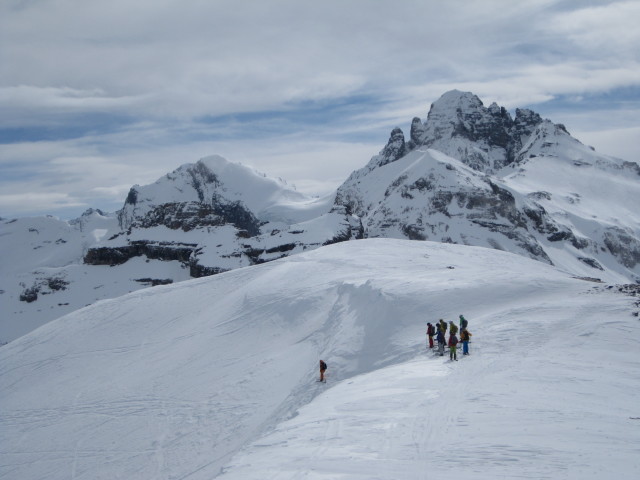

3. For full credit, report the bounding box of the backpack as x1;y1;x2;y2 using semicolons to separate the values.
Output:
320;361;327;370
449;335;459;347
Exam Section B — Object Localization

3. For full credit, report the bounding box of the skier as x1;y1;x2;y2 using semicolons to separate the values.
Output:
460;328;470;356
439;318;447;334
319;360;327;383
436;325;445;356
449;320;458;336
426;322;435;349
459;314;468;331
449;331;459;361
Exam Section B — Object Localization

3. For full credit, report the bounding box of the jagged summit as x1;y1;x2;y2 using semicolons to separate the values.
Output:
429;89;485;115
376;90;549;173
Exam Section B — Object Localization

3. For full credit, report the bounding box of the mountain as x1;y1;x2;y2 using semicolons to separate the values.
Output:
334;90;640;282
90;155;360;277
409;89;546;171
0;156;363;342
2;91;639;343
1;239;639;479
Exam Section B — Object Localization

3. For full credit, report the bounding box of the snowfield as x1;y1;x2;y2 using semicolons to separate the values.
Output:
1;239;639;479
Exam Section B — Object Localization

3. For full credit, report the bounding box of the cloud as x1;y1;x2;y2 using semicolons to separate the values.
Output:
2;0;635;120
0;120;381;218
573;125;640;162
544;1;640;57
1;0;639;218
0;191;88;216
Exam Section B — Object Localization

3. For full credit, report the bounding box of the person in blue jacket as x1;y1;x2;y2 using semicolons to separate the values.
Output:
436;325;446;356
460;328;471;355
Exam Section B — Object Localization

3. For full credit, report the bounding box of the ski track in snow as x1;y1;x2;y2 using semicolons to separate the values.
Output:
1;239;639;479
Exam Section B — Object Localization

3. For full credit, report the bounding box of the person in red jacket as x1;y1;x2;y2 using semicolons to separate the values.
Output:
426;322;435;349
319;360;327;383
448;332;459;361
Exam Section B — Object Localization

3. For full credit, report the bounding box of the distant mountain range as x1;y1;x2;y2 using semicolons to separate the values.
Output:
2;90;639;343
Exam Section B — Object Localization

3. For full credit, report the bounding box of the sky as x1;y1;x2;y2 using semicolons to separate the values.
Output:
1;0;639;219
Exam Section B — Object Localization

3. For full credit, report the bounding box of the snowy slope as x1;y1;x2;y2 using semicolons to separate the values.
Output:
503;120;640;228
1;239;639;479
0;212;192;343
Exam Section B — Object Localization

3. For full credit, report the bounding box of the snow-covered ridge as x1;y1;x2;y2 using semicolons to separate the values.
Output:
2;239;638;479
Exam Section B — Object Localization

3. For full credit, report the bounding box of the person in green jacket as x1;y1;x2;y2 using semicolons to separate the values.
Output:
459;314;468;331
449;321;458;336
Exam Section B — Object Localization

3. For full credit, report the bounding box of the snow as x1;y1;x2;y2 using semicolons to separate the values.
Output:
1;239;639;479
0;214;194;343
502;122;640;229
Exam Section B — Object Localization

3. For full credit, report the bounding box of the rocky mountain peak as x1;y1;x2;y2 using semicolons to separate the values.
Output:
371;90;550;173
360;127;408;172
379;127;406;166
408;117;426;149
333;90;640;284
117;157;261;233
430;89;485;113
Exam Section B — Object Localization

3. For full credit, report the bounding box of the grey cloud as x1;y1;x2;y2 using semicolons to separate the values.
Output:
1;0;639;218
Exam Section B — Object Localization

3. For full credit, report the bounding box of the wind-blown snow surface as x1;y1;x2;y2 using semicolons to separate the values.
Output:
1;239;639;479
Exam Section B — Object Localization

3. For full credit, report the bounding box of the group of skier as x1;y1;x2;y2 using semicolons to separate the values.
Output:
426;314;471;361
319;315;472;382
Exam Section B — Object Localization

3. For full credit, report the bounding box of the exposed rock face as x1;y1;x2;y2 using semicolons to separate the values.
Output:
127;200;261;235
19;275;69;303
378;127;407;167
408;117;426;150
603;228;640;269
118;160;260;235
406;90;545;172
84;241;197;266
